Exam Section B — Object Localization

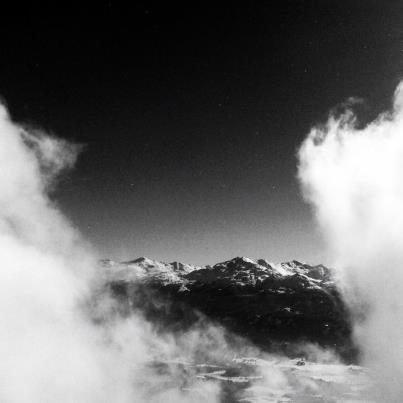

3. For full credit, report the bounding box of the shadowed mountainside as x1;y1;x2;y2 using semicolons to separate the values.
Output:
99;256;355;361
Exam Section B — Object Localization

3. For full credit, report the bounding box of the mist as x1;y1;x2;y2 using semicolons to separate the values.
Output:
298;81;403;401
0;101;311;403
0;95;372;402
0;102;230;403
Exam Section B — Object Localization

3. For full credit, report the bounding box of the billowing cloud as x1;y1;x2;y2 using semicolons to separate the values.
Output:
298;81;403;400
0;96;372;402
0;103;224;403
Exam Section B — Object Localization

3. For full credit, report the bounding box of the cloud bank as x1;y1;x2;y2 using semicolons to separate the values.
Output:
0;104;111;402
0;96;370;402
0;103;226;403
298;81;403;401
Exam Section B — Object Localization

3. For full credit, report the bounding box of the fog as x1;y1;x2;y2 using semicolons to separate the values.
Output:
0;97;372;402
298;81;403;401
0;103;228;402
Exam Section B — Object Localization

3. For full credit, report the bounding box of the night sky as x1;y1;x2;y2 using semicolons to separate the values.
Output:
1;2;402;265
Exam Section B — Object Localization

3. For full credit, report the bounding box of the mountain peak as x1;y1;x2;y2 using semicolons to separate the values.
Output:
122;256;156;265
101;256;333;287
102;254;348;360
233;256;257;264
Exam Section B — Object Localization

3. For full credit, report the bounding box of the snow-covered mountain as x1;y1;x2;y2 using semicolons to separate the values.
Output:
100;256;199;285
101;256;333;290
100;256;354;360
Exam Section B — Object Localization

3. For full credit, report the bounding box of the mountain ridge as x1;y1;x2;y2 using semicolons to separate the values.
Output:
100;255;354;361
100;255;334;287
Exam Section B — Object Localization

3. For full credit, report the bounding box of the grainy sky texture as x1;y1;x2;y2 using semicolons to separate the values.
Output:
1;2;402;264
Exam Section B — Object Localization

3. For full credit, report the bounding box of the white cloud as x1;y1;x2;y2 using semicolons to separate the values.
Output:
298;80;403;401
0;103;223;402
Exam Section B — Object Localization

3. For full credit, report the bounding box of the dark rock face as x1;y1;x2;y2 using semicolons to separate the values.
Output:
101;256;355;360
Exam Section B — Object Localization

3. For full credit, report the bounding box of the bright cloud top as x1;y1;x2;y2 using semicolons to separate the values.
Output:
298;81;403;401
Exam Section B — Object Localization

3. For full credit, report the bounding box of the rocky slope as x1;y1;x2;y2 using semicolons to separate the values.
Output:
100;256;354;360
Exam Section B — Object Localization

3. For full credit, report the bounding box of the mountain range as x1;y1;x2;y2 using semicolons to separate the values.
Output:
99;256;355;361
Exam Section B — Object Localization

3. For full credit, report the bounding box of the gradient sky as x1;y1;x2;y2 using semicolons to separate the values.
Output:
1;2;402;265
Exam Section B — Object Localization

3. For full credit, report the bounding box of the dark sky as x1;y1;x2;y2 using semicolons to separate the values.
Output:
1;2;402;264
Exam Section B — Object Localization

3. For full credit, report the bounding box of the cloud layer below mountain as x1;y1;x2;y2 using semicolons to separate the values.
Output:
0;103;226;402
0;96;373;402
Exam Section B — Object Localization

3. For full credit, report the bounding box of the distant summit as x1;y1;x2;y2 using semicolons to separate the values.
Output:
101;256;333;289
99;256;353;360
